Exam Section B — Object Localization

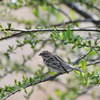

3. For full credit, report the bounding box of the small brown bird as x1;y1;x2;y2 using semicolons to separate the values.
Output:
39;50;82;73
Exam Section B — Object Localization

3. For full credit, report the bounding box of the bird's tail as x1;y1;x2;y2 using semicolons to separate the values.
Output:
72;67;82;72
68;64;83;72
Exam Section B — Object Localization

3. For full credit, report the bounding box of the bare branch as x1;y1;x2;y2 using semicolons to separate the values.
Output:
46;19;100;27
72;49;92;65
86;60;100;66
84;2;100;11
75;85;93;100
64;2;100;25
50;4;72;21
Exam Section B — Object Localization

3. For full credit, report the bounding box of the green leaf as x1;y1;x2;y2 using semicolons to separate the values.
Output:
66;27;74;41
24;89;28;94
32;8;39;17
16;40;21;43
51;32;60;39
74;70;81;75
4;53;10;59
72;45;76;49
7;23;12;29
83;79;88;85
81;59;86;70
48;96;54;100
18;81;21;86
88;40;91;45
61;31;67;40
14;79;17;84
0;24;3;28
93;48;98;53
70;10;76;20
63;41;69;45
67;28;71;39
55;89;61;97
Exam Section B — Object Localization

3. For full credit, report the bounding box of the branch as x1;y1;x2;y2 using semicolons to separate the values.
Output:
50;4;72;21
2;57;100;100
39;39;100;49
2;73;62;100
0;28;100;41
86;60;100;66
72;49;92;65
75;85;93;100
45;19;100;27
3;58;100;100
64;2;100;25
84;2;100;11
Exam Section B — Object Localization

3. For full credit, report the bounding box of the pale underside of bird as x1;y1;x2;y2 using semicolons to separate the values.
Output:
39;50;82;73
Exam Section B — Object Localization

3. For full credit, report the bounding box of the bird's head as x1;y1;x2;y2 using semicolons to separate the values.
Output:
39;50;52;59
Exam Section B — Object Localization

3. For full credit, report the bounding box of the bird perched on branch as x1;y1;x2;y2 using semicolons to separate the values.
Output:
39;50;82;73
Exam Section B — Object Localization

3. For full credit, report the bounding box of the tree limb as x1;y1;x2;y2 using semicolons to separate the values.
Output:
72;49;92;65
2;73;62;100
84;2;100;11
2;46;94;100
86;60;100;66
45;19;100;27
2;57;100;100
0;28;100;41
64;2;100;25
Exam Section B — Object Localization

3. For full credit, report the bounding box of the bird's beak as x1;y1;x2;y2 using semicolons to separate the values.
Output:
39;53;42;56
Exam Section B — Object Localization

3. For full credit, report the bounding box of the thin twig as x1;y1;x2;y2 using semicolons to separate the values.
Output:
86;60;100;66
50;4;72;21
84;2;100;11
64;2;100;25
45;19;100;27
72;49;92;65
74;85;93;100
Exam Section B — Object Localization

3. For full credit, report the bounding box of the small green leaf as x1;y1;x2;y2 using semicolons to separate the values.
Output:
81;59;86;70
24;89;28;94
66;28;71;39
84;79;88;85
4;53;10;59
63;41;69;45
51;32;60;40
48;96;53;100
18;81;21;86
66;27;73;41
61;31;67;40
14;79;17;84
74;70;82;75
16;40;21;43
72;45;76;49
32;8;39;17
55;89;61;96
94;40;98;45
93;48;98;53
0;24;3;28
70;10;76;20
88;40;91;45
7;23;12;29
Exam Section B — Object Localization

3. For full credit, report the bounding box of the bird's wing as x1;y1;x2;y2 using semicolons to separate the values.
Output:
53;55;69;72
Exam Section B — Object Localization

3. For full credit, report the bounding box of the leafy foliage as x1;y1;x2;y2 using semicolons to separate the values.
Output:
0;0;100;100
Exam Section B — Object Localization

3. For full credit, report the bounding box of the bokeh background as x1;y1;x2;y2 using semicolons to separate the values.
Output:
0;0;100;100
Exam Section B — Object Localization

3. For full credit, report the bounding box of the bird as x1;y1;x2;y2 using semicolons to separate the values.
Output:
39;50;82;74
